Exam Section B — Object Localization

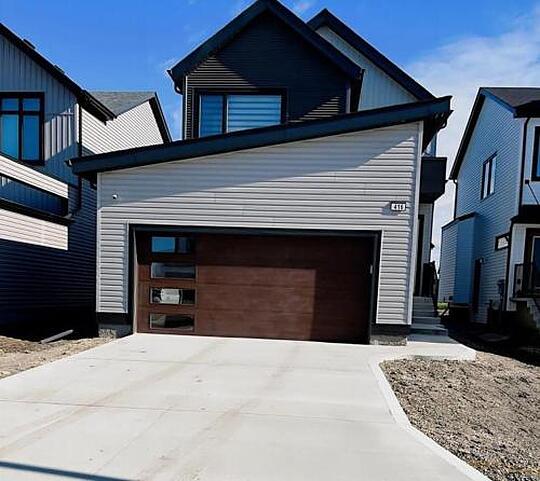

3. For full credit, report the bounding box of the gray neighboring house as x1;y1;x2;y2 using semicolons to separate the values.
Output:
439;87;540;328
0;23;170;336
71;0;450;345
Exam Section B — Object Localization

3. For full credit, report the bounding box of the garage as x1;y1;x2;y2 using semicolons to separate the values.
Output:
135;230;377;343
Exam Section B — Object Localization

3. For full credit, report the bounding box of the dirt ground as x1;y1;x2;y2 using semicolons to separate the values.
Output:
382;352;540;481
0;335;109;380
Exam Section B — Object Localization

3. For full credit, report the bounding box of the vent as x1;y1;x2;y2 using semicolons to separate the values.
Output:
22;38;36;49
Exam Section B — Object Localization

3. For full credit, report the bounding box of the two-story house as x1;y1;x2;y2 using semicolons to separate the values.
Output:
70;0;450;344
0;23;170;337
439;87;540;328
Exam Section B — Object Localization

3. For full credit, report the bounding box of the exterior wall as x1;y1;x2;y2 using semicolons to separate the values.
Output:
507;222;540;309
439;222;458;302
522;118;540;205
315;26;417;111
454;216;476;303
454;97;522;321
0;32;78;184
81;102;164;155
96;123;423;328
183;12;350;139
418;202;433;266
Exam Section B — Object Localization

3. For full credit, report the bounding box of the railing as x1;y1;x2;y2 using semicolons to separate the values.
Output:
513;263;540;300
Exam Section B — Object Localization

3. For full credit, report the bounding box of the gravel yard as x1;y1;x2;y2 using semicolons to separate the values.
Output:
382;352;540;481
0;335;109;380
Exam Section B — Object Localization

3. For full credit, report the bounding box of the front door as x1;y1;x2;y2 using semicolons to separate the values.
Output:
525;230;540;294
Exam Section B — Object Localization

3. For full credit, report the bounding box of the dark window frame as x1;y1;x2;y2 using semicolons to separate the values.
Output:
495;233;509;251
150;287;196;306
481;153;497;200
0;92;44;165
532;127;540;181
194;88;288;139
151;235;195;254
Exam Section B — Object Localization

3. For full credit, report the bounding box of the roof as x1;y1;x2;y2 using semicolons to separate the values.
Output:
307;9;434;102
91;91;172;143
168;0;363;91
70;95;451;181
451;87;540;180
0;23;115;122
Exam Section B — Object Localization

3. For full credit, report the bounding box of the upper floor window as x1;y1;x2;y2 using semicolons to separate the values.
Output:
533;127;540;181
481;154;496;199
0;94;43;163
198;93;282;137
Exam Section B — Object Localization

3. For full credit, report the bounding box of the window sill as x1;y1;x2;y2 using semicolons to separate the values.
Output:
0;152;45;167
0;198;72;226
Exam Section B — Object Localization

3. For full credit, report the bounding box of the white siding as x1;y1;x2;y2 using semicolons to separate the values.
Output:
439;222;457;302
522;117;540;205
81;102;163;156
97;123;423;327
315;26;417;111
454;97;522;321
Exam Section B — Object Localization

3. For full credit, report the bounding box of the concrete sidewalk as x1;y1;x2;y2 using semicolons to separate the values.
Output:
0;334;488;481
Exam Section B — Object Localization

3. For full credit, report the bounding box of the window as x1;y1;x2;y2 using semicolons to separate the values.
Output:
151;236;194;254
198;93;282;137
150;288;196;305
495;233;509;251
533;127;540;181
0;94;42;162
481;154;497;199
151;263;196;279
150;314;194;331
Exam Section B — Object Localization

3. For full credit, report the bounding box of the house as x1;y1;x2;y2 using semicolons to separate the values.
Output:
70;0;450;344
0;23;170;337
439;87;540;328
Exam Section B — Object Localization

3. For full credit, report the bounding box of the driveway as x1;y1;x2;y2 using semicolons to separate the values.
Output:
0;334;485;481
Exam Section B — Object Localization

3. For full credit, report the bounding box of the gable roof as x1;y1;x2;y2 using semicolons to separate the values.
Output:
70;96;451;181
168;0;363;91
91;91;172;143
0;23;115;122
307;9;434;102
450;87;540;179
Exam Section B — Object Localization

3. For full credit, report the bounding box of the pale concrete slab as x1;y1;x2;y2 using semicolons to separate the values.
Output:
0;334;486;481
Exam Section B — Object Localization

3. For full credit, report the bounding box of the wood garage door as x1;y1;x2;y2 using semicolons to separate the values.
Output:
136;231;374;343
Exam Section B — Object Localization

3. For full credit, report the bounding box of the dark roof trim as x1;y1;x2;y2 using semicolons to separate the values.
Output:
71;96;451;179
149;95;172;143
307;9;434;101
441;212;476;231
168;0;363;90
483;87;540;117
0;23;115;122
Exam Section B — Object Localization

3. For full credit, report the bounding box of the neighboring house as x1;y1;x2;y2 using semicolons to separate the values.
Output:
439;87;540;327
0;23;170;336
70;0;450;344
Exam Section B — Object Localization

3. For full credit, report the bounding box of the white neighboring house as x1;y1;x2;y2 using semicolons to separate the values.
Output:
439;87;540;328
0;23;170;335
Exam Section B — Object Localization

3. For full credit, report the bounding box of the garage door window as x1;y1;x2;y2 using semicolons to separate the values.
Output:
150;314;194;331
151;236;194;254
151;263;196;279
151;288;196;305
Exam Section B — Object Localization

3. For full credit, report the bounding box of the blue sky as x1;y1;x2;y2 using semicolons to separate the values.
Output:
2;0;540;259
0;0;536;138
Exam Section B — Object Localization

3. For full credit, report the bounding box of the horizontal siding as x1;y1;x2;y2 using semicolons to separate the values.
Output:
81;101;163;155
97;123;422;326
522;118;540;205
184;12;349;139
438;223;457;302
315;26;417;111
0;32;78;184
454;97;521;321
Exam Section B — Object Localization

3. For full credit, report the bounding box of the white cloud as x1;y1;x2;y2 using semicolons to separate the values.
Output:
292;0;315;15
406;5;540;264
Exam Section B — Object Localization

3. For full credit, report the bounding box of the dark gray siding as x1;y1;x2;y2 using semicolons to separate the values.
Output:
184;12;350;139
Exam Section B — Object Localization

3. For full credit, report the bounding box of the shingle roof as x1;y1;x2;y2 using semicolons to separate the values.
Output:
483;87;540;113
90;91;157;116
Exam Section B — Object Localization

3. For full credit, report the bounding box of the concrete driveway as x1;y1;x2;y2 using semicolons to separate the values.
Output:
0;334;486;481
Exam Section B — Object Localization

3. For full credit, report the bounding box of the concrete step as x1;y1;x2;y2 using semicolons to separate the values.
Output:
410;323;448;336
413;309;436;317
412;316;441;325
